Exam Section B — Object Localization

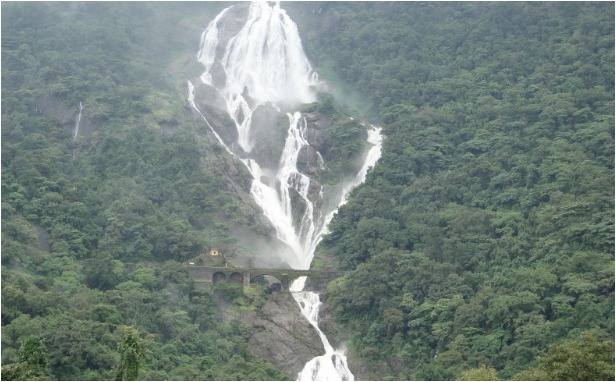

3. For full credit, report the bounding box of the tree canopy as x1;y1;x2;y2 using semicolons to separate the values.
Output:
1;2;290;380
1;1;614;380
288;1;615;380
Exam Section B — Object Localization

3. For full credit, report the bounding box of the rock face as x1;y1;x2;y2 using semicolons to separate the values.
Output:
303;111;333;156
247;104;290;170
317;300;371;381
208;3;249;89
221;291;325;378
36;95;96;138
193;83;240;149
190;78;345;261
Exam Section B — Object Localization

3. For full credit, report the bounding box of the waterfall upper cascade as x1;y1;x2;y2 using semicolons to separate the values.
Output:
198;1;317;153
189;2;383;380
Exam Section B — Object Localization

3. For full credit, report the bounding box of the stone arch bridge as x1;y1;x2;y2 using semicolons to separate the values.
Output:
187;265;346;291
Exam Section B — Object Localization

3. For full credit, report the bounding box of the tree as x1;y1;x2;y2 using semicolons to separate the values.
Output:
1;336;49;381
458;365;498;381
513;332;615;380
114;326;146;381
83;254;126;290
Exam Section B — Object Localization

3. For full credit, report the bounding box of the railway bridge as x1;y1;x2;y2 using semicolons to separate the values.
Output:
187;265;346;291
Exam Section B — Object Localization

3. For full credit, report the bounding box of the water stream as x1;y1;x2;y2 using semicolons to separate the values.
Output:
189;2;382;380
290;277;354;381
73;101;82;140
72;102;83;158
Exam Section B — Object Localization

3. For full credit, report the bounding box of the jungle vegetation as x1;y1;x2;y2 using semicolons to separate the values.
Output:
289;2;615;380
2;2;289;380
2;1;614;381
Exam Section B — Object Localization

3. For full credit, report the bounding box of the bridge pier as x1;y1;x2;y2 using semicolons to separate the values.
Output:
280;273;289;291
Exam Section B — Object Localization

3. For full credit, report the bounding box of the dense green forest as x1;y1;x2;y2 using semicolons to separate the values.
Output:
289;2;615;380
2;1;614;381
1;2;290;380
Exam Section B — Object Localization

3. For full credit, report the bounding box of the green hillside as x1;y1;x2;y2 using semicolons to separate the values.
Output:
2;2;614;381
289;2;615;380
1;2;289;380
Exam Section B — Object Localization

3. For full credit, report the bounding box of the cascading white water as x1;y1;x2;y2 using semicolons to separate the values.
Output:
189;2;383;380
198;1;317;153
290;277;354;381
195;2;324;268
326;124;383;219
73;102;82;140
72;102;83;159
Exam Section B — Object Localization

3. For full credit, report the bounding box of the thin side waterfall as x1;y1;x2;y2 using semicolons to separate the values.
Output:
73;102;82;140
189;3;383;380
72;102;83;159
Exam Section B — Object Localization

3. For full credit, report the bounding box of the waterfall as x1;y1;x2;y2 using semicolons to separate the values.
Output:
290;277;354;381
72;102;83;159
190;2;383;380
197;1;317;153
193;1;327;268
73;102;82;140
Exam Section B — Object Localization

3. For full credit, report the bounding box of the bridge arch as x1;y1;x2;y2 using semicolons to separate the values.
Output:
250;274;284;291
250;274;282;284
250;271;290;290
213;272;227;283
229;272;243;284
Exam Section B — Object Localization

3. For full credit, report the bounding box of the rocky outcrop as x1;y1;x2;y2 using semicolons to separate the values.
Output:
221;290;324;378
247;104;289;170
303;111;333;155
316;299;371;381
192;82;240;148
190;106;297;269
34;225;51;253
36;95;96;138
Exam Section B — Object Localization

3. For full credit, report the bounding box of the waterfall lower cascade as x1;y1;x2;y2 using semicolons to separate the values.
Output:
190;2;382;380
290;277;353;381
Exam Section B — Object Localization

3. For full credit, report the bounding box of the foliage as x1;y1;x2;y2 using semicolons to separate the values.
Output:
1;336;50;381
0;259;289;380
289;1;615;380
459;365;498;381
2;1;614;381
1;2;288;380
512;332;615;381
115;326;147;381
